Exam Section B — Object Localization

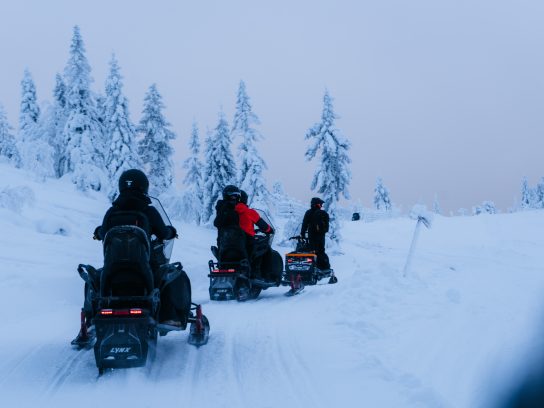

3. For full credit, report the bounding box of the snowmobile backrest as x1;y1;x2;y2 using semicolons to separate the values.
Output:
295;240;313;253
101;225;154;297
103;210;151;236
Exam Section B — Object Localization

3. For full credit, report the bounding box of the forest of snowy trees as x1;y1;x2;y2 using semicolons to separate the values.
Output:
0;26;354;236
1;25;542;243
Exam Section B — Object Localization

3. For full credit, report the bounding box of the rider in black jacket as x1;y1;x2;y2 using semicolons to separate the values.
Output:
72;169;189;346
300;197;331;270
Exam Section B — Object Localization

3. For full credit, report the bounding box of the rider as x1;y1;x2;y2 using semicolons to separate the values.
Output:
300;197;331;271
72;169;190;345
235;189;274;278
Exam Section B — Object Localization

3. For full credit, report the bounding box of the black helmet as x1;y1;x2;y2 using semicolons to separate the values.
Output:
222;184;241;201
119;169;149;194
240;190;248;204
311;197;324;206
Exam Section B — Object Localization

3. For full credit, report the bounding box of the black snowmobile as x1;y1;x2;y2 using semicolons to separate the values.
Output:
73;197;209;374
281;236;338;296
208;210;283;301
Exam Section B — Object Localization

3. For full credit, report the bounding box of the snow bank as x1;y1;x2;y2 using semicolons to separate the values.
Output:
1;163;544;408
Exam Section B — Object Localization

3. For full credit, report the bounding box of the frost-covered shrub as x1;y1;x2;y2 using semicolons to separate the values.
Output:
0;186;35;213
35;218;70;235
473;201;497;215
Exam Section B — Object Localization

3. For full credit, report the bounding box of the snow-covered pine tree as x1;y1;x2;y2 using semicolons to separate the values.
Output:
432;194;441;214
0;104;21;166
232;80;269;207
202;112;237;223
51;73;68;177
373;177;392;211
181;121;204;224
137;84;176;196
305;90;351;245
18;69;54;178
62;25;106;191
103;55;141;198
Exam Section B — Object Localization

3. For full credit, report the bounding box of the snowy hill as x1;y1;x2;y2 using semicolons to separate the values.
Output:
1;163;544;408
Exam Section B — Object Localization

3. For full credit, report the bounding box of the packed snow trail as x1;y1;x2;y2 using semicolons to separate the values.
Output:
1;165;544;407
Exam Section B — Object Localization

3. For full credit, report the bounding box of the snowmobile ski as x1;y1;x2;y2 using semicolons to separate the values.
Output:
187;304;210;347
71;309;95;349
284;284;305;297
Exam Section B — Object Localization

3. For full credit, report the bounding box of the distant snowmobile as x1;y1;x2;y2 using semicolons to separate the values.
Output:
208;209;283;301
73;197;209;375
282;236;338;296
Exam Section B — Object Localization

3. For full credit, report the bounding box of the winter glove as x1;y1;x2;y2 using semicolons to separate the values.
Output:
93;226;101;240
166;225;178;239
266;227;275;235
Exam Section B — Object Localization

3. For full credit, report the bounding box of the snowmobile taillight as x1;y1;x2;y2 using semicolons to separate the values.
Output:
212;268;236;273
99;308;144;316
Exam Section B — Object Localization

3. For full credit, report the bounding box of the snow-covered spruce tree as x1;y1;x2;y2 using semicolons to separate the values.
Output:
18;69;54;177
103;55;141;199
50;73;68;177
0;105;21;166
305;90;351;245
19;69;40;136
62;25;106;191
520;177;533;209
432;194;442;215
232;80;270;207
181;121;204;224
373;177;392;211
137;84;176;196
535;177;544;209
202;112;237;223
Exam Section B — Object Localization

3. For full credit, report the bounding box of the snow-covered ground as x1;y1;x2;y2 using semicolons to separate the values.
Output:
1;163;543;408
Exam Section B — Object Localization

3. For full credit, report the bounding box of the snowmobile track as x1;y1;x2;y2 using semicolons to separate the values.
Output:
273;328;324;408
45;348;86;396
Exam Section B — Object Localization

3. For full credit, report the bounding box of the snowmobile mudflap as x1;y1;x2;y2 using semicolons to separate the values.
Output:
93;310;156;370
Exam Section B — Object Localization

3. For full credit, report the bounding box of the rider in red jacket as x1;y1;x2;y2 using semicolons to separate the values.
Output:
235;190;274;277
235;200;273;236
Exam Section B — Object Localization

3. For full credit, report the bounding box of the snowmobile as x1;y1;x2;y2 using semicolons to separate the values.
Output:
73;197;210;375
208;210;283;301
281;236;338;296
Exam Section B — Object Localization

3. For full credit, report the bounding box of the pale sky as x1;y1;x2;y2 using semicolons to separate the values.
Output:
1;0;543;213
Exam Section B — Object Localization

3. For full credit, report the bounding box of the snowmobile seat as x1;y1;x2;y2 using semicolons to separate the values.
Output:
101;225;154;298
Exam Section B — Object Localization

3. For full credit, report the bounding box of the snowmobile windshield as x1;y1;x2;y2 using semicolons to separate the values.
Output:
149;196;174;260
255;209;275;245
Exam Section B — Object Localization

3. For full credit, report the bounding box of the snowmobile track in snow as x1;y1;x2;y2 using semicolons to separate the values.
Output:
45;348;87;396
